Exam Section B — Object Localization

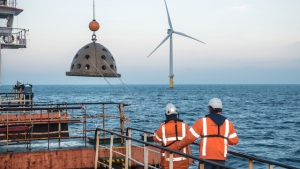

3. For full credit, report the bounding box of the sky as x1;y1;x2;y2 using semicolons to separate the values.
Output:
1;0;299;85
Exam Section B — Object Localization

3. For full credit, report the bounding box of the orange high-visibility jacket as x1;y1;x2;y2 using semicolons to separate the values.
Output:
153;120;190;169
178;114;238;161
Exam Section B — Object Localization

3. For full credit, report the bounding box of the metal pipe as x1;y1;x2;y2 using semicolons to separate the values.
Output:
169;153;173;169
199;162;204;169
144;137;149;169
128;127;298;169
118;104;125;144
109;134;114;169
58;108;61;148
6;110;8;152
72;109;74;119
249;159;253;169
84;108;87;147
0;130;97;137
128;129;132;168
94;129;100;169
125;128;130;169
5;136;87;141
0;120;81;126
47;109;50;150
0;102;129;108
102;104;105;137
99;128;234;169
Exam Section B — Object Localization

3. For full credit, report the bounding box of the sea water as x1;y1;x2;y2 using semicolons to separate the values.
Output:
1;84;299;168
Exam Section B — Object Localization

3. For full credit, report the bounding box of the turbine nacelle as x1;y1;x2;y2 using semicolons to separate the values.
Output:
167;29;173;34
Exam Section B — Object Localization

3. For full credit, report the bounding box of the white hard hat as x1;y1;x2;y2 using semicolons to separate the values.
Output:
208;98;223;109
165;103;177;115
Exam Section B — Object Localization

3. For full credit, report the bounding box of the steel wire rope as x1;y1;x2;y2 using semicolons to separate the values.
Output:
92;0;95;20
87;44;155;131
82;106;98;128
102;59;160;125
82;105;122;134
88;57;151;128
86;0;155;132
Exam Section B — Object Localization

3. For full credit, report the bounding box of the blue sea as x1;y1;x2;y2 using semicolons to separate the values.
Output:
0;84;299;168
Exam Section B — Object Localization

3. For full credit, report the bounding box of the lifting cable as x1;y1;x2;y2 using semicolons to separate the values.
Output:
87;45;156;131
102;58;159;125
87;0;159;132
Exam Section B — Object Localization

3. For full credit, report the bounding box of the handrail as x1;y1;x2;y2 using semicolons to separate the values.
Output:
0;106;83;111
95;128;234;169
0;102;130;107
0;27;28;48
227;150;298;169
33;102;130;106
3;0;17;7
0;92;33;94
127;127;153;134
0;106;87;151
0;102;129;152
127;127;298;169
0;28;27;32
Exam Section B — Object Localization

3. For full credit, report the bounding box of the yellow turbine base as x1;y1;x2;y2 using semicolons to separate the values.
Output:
169;77;174;88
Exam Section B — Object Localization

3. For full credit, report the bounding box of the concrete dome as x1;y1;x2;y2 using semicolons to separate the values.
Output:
66;42;121;77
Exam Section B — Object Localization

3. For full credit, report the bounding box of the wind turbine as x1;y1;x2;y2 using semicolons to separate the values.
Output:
148;0;205;88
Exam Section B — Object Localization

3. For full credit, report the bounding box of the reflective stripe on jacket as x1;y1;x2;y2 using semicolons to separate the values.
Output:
153;120;190;169
179;117;238;161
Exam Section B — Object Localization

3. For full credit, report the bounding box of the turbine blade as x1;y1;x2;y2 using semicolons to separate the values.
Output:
173;31;206;44
147;34;171;58
164;0;173;30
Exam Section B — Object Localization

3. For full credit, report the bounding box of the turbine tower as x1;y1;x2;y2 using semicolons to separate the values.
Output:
148;0;205;88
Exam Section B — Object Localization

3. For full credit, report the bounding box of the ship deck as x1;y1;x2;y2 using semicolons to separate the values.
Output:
0;101;297;169
0;137;161;169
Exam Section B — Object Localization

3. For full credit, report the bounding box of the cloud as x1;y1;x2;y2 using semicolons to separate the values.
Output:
230;4;251;12
283;41;300;58
293;41;300;46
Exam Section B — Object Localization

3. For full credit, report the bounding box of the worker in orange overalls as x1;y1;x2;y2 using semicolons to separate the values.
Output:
153;103;192;169
177;98;239;169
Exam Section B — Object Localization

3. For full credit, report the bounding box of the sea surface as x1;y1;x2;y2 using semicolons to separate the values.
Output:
0;84;299;168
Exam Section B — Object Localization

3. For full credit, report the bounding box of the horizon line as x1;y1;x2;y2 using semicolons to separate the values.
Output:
1;83;300;86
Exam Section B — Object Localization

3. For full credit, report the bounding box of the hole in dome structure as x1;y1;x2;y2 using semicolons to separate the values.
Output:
85;64;90;70
110;65;114;70
102;48;107;52
102;65;106;70
85;55;90;59
84;46;89;49
111;56;115;61
77;64;81;69
71;64;74;69
74;54;78;60
101;55;106;60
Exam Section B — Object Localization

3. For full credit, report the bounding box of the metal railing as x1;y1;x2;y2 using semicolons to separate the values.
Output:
0;106;84;151
0;28;28;49
127;127;298;169
0;0;17;7
0;92;33;107
0;102;129;152
227;150;298;169
94;127;235;169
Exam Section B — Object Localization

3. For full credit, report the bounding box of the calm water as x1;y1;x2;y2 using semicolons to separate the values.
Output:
1;84;299;168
